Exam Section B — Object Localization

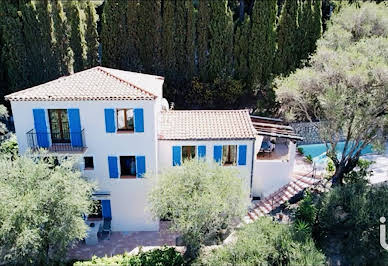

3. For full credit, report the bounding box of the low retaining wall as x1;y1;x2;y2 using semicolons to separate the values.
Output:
291;122;322;145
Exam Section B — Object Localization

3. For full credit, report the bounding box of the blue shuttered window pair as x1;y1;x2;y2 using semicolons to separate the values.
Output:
213;145;247;166
33;108;82;148
172;145;206;166
108;156;146;178
104;108;144;133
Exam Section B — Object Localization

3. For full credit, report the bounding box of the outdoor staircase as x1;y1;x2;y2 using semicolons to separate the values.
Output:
245;172;322;223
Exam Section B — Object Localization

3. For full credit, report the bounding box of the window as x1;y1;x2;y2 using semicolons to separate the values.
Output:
84;156;94;170
48;109;70;143
182;146;196;161
117;109;134;131
88;200;102;220
222;145;237;166
120;156;136;178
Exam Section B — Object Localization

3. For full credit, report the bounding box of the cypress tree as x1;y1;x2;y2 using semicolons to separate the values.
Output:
67;1;86;72
35;0;59;81
175;0;195;81
197;0;210;81
162;0;176;79
207;0;234;80
137;0;162;74
52;0;74;75
0;1;29;92
124;0;141;71
297;0;313;63
233;16;250;80
249;0;277;86
101;0;128;69
275;0;298;75
84;0;99;68
311;0;322;53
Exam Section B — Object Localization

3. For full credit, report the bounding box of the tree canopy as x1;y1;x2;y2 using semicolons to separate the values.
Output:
0;154;95;264
148;160;250;259
275;2;388;185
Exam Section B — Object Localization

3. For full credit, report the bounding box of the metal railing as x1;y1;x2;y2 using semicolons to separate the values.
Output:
26;129;86;152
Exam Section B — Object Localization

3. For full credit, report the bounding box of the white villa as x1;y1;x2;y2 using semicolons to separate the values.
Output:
5;67;302;231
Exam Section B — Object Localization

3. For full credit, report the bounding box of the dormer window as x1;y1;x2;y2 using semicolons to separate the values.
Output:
117;109;134;132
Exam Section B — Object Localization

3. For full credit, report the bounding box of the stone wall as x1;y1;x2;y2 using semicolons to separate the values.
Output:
291;122;322;145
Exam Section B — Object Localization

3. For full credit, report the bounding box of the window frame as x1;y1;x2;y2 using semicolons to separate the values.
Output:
222;145;237;166
119;155;137;178
84;156;94;170
182;145;196;161
116;108;134;132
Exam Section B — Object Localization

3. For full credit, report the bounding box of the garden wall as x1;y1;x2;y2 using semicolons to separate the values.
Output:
291;122;322;145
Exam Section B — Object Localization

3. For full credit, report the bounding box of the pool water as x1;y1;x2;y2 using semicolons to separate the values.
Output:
298;142;373;164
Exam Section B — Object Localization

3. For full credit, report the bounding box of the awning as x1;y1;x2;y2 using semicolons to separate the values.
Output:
251;116;303;141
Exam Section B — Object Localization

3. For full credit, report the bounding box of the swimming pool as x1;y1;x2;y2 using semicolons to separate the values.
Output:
298;142;373;164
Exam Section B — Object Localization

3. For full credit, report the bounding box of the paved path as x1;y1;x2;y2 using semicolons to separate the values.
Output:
67;221;179;261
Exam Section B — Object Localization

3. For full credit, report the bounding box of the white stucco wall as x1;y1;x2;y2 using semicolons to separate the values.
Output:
252;140;297;198
11;99;159;231
158;139;255;189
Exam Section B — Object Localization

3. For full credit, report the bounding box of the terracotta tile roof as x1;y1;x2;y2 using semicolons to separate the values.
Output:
5;67;158;101
158;110;256;140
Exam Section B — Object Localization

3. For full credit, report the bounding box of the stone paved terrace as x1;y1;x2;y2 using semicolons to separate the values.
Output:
67;221;180;261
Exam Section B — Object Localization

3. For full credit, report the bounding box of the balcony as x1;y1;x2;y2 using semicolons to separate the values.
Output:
26;129;87;153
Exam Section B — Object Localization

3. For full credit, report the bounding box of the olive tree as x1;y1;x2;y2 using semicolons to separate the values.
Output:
0;153;95;264
148;160;250;260
275;3;388;185
0;105;8;134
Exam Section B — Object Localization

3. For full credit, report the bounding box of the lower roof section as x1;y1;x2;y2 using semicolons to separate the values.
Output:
158;109;256;141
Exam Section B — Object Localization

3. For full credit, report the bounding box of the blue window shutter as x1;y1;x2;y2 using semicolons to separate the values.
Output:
104;109;115;133
198;145;206;159
172;146;181;166
108;156;118;178
68;109;83;147
33;109;49;148
101;200;112;218
213;145;222;163
136;156;146;178
238;145;247;166
134;108;144;132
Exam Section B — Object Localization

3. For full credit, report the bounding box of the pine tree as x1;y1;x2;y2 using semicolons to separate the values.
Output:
249;0;277;86
67;1;86;72
84;0;99;68
233;16;250;80
207;0;234;80
275;0;298;75
137;0;162;74
162;0;176;79
197;0;210;81
52;0;74;75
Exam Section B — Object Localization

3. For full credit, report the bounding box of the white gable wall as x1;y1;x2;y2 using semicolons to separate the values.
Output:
11;99;159;231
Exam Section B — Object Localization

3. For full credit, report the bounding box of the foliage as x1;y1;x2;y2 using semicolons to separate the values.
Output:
196;217;325;265
315;181;388;264
343;158;374;184
84;0;99;69
295;191;317;227
67;1;86;72
74;246;184;266
0;134;18;156
0;104;8;134
306;154;313;163
275;2;388;185
0;153;95;265
297;147;304;154
148;160;250;259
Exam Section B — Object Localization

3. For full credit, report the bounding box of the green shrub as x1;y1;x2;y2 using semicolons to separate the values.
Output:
0;134;18;156
343;158;373;185
306;154;313;163
316;181;388;264
73;247;184;266
295;191;317;227
196;217;325;265
297;147;304;154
